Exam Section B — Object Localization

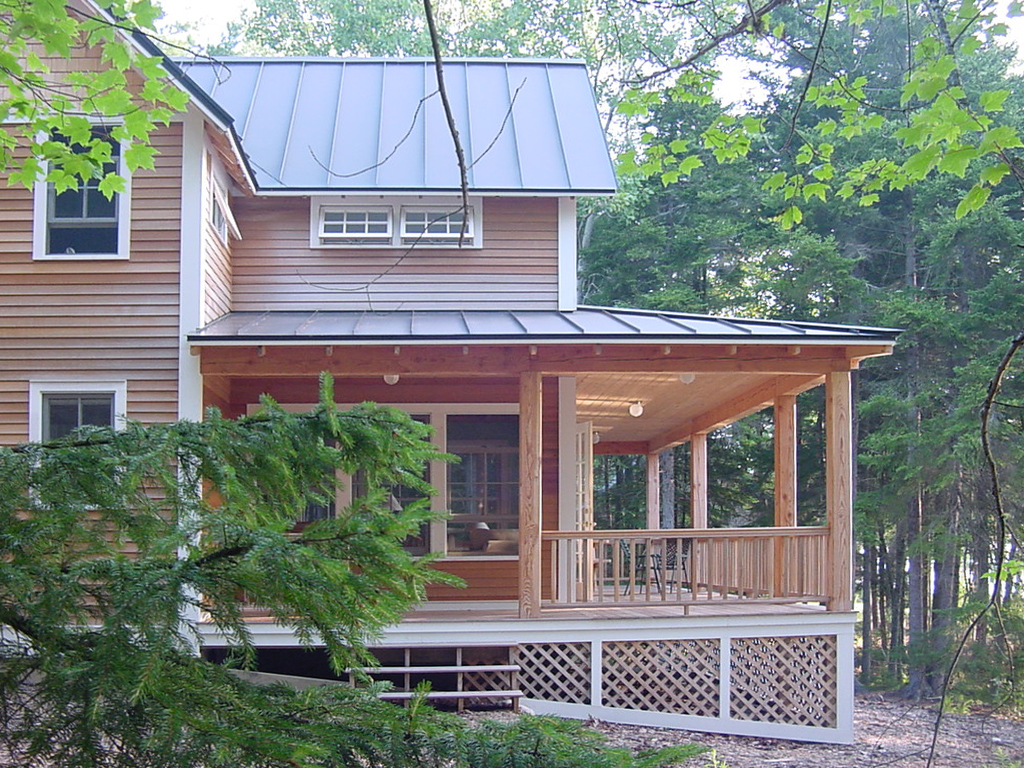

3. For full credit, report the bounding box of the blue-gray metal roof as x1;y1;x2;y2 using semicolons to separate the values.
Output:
175;57;617;194
189;307;900;345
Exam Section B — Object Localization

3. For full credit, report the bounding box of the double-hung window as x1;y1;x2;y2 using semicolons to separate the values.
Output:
34;128;131;260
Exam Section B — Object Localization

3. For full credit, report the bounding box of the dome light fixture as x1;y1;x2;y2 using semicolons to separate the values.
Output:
628;401;644;418
678;373;696;384
383;373;400;385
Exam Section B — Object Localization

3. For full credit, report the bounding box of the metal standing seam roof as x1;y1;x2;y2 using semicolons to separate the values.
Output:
173;57;617;194
188;307;901;345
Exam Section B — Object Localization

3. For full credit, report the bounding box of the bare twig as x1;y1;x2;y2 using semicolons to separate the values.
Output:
422;0;471;246
782;0;832;150
637;0;791;84
926;328;1024;768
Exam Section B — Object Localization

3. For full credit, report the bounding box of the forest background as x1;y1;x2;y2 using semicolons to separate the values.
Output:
152;0;1024;708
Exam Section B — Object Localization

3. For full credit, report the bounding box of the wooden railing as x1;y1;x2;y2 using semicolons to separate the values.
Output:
543;527;831;608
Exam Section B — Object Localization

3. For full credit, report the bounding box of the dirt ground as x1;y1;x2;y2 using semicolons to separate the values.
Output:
468;694;1024;767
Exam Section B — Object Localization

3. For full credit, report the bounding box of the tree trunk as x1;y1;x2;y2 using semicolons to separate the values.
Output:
659;450;676;528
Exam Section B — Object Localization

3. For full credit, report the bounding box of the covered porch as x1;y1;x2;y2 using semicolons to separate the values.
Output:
189;307;896;621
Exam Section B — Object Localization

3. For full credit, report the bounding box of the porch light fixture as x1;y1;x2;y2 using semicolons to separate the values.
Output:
678;373;696;384
383;374;400;385
628;401;644;418
592;431;601;444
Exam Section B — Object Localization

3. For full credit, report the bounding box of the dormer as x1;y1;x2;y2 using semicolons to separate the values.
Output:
178;58;617;312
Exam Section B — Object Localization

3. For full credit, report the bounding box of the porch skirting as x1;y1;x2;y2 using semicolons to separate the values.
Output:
207;610;855;744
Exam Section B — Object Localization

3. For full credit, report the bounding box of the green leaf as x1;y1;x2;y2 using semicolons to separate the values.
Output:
937;146;979;177
978;90;1009;112
678;155;703;175
763;172;787;192
979;162;1010;186
955;184;991;217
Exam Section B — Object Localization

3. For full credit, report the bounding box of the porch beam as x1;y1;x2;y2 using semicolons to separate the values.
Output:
647;374;823;454
530;344;872;375
690;432;708;528
518;372;543;619
774;395;798;527
825;371;853;612
197;343;891;378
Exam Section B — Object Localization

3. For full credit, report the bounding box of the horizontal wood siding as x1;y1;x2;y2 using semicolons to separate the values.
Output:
0;124;183;445
203;152;232;322
230;197;559;311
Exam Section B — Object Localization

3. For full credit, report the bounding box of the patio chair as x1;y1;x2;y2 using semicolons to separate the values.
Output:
619;539;661;594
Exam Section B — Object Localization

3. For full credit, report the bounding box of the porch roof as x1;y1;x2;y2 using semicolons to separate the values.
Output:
188;307;900;346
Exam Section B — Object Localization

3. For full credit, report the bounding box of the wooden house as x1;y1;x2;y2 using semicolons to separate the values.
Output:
0;16;898;744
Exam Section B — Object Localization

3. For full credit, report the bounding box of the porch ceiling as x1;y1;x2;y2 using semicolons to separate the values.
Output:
574;370;821;451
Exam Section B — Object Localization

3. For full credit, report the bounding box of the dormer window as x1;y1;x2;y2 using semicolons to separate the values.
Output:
310;196;481;248
318;207;392;245
400;207;474;245
33;128;131;261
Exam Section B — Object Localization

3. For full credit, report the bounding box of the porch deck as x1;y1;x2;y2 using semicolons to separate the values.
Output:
405;599;827;622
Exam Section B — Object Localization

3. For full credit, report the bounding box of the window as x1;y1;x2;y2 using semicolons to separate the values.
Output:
317;207;392;245
211;194;228;242
42;394;114;440
33;129;131;260
29;381;127;442
310;196;481;248
400;207;473;245
446;414;519;555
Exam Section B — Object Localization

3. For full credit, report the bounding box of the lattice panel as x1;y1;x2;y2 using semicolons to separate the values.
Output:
730;635;838;728
462;669;514;692
602;639;720;717
515;643;592;704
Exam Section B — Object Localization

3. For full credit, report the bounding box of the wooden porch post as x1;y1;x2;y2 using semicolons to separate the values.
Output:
519;372;543;619
690;432;708;528
774;395;797;597
646;453;660;529
826;371;853;611
774;395;798;527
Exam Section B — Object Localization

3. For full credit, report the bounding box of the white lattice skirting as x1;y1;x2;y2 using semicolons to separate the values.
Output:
217;611;855;744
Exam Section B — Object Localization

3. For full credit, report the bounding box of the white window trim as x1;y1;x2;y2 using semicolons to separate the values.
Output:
309;195;483;249
29;380;128;441
256;401;517;559
32;139;132;261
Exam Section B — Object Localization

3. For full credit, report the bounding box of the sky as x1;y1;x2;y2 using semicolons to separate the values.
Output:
154;0;1024;95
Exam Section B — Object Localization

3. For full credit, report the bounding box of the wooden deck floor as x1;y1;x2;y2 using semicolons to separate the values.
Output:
404;599;828;623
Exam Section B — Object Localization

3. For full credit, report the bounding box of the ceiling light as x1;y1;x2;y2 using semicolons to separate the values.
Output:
628;401;644;418
678;373;696;384
383;374;400;385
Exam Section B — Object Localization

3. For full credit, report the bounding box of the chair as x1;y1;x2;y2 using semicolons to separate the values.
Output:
655;537;690;592
619;540;661;594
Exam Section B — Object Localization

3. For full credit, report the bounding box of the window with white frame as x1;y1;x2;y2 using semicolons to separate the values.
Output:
33;129;131;260
311;197;481;248
30;381;127;442
318;207;392;245
400;206;473;245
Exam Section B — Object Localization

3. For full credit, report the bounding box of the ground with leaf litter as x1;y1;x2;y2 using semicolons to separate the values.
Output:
465;694;1024;767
